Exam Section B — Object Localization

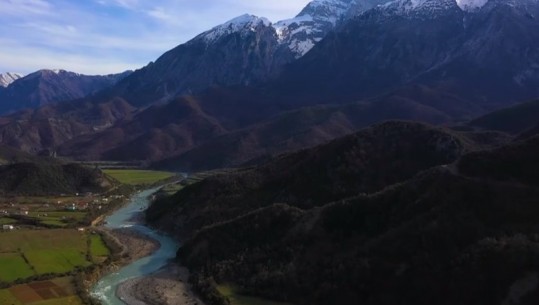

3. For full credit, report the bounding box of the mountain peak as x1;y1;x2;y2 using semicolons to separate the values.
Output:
456;0;489;11
198;14;272;44
376;0;460;16
275;0;392;57
297;0;356;23
0;72;23;87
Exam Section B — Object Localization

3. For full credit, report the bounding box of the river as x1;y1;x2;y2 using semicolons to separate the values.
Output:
90;187;180;305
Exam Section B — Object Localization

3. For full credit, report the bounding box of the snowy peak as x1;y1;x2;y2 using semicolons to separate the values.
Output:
275;0;391;58
297;0;356;24
198;14;272;43
376;0;460;16
456;0;489;11
0;72;23;87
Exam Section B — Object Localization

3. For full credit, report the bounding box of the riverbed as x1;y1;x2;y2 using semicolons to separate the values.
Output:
90;188;181;305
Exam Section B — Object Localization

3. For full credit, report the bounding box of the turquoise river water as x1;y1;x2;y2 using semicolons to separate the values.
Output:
90;187;180;305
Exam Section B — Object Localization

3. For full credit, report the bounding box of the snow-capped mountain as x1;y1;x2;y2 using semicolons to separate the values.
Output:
280;0;539;109
275;0;391;57
0;73;23;88
109;0;398;106
199;14;272;43
0;69;131;114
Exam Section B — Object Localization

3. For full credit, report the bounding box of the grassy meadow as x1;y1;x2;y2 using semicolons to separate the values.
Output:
103;169;176;185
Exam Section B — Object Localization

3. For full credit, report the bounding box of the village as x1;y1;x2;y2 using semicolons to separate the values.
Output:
0;191;128;231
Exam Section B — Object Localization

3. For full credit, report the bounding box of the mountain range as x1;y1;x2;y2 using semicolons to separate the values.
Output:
1;0;539;170
0;69;131;114
2;0;539;304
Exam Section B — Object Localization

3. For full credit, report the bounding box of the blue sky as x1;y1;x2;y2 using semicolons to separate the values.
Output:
0;0;310;75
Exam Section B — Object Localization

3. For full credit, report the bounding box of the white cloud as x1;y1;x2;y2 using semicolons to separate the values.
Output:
97;0;139;10
0;0;53;16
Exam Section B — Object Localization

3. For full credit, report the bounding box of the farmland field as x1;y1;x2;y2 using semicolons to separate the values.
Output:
103;169;176;185
0;277;83;305
0;229;92;281
0;217;16;225
29;211;87;228
0;289;21;305
0;253;34;282
90;234;110;259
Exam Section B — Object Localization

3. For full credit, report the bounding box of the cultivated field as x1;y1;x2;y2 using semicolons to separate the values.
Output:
0;229;109;283
0;276;83;305
103;169;176;185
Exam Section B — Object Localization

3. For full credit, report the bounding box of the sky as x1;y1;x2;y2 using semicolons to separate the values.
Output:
0;0;311;75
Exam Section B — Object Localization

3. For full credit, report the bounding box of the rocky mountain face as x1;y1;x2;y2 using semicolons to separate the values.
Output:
0;72;23;88
112;15;295;106
109;0;376;106
275;0;389;57
0;69;131;114
278;0;539;110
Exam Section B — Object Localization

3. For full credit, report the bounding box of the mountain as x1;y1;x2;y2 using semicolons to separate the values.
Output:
1;0;539;168
0;72;23;87
0;162;113;195
275;0;389;58
108;0;373;107
147;121;475;236
0;97;137;155
0;69;131;114
276;0;539;110
0;145;114;195
147;122;539;305
110;15;294;106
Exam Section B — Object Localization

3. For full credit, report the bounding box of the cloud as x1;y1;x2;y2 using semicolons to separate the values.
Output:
0;0;53;16
97;0;139;10
147;7;173;23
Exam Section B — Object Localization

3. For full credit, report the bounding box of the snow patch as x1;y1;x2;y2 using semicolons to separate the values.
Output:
0;72;23;87
456;0;489;11
200;14;272;43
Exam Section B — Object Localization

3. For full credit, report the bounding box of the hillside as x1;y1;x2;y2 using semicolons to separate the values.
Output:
147;123;539;305
147;121;472;236
469;99;539;134
0;162;113;196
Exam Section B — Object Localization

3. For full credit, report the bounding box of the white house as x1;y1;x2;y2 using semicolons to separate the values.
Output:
2;225;14;230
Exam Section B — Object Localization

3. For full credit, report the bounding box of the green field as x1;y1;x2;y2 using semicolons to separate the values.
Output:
25;249;90;274
0;217;16;225
29;211;87;228
90;234;110;259
217;284;293;305
0;229;92;282
0;253;34;282
103;169;176;185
